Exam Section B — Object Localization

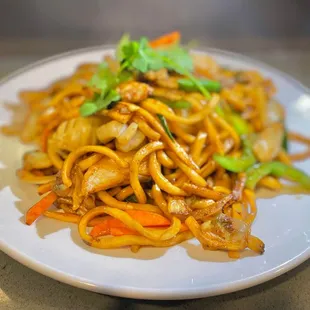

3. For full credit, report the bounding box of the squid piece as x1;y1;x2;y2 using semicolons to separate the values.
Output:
97;120;146;152
252;122;284;162
23;151;53;170
97;120;128;144
51;117;102;152
82;151;150;194
265;99;285;125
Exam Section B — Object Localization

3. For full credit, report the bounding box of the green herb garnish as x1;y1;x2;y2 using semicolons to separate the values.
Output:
117;35;211;99
282;126;289;151
80;33;213;117
125;194;138;203
157;114;174;140
80;62;121;116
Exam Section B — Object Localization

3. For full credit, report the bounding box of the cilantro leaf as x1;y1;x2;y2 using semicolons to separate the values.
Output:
80;90;120;117
79;101;100;117
118;70;133;83
80;62;121;117
97;90;121;110
157;114;174;140
116;33;130;61
89;62;118;96
132;57;148;72
159;46;193;74
115;34;210;99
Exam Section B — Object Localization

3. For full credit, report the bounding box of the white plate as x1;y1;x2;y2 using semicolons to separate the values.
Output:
0;46;309;300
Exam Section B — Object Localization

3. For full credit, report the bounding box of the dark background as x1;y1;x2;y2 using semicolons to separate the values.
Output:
1;0;310;55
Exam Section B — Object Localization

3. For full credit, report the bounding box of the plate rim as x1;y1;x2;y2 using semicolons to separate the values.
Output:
0;45;309;300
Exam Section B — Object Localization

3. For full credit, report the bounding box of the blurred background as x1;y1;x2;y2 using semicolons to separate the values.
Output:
1;0;310;81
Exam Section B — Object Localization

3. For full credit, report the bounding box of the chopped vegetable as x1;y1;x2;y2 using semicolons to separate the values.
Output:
90;210;172;237
282;127;289;151
246;161;310;190
25;191;57;225
125;194;138;203
178;78;221;93
149;31;181;48
252;122;284;162
91;224;189;237
80;62;121;116
116;33;130;61
229;113;251;136
117;34;211;99
156;97;192;109
213;139;256;173
215;105;251;136
166;100;191;109
158;114;174;140
80;91;120;117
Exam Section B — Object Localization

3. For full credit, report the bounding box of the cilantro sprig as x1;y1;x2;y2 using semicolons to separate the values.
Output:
80;33;211;117
80;63;121;117
117;35;211;99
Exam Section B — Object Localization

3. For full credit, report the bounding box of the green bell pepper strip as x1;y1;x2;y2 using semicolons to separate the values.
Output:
213;139;256;173
154;97;192;109
157;114;174;140
215;106;250;136
229;114;251;136
282;127;289;151
246;161;310;190
178;78;222;93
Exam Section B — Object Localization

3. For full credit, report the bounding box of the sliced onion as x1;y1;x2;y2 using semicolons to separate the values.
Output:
253;122;284;162
265;99;285;125
96;120;127;144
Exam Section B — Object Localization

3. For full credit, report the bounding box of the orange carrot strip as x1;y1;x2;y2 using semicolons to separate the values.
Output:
90;220;188;238
89;210;170;238
104;224;189;237
149;31;180;48
126;210;171;226
109;227;139;236
25;191;57;225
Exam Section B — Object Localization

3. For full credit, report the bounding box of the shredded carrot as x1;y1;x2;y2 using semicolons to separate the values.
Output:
91;223;189;238
90;210;171;237
126;210;171;226
89;210;190;238
149;31;180;48
25;191;57;225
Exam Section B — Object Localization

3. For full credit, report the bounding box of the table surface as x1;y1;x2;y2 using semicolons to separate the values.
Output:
0;42;310;310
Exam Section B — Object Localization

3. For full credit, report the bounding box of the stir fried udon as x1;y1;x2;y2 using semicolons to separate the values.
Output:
3;31;310;258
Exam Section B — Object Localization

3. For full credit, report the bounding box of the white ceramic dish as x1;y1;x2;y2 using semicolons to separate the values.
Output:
0;46;309;300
